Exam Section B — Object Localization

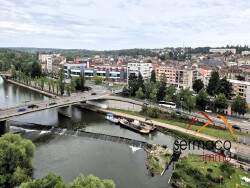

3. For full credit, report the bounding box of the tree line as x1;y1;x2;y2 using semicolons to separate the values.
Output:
123;70;248;116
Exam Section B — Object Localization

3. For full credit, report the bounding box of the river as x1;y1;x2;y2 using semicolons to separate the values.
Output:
1;77;210;188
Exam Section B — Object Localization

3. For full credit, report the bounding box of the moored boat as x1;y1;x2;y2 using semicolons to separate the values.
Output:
105;113;119;124
119;118;150;134
133;120;156;132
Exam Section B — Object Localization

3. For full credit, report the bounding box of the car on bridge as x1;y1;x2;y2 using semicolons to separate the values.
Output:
18;108;26;112
28;104;38;108
91;92;97;95
49;102;57;105
232;125;241;131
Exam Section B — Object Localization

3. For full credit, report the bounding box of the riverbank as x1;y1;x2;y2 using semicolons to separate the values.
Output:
145;143;173;176
98;108;250;164
4;78;56;98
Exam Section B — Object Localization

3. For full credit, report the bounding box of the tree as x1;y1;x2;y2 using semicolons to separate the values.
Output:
157;82;166;102
214;93;228;112
51;80;55;93
163;94;172;102
40;77;45;90
150;70;156;83
58;67;65;96
9;167;31;188
147;107;161;118
193;79;204;93
207;71;219;96
150;88;158;103
128;74;138;96
219;162;235;178
196;88;210;109
144;80;154;99
121;86;130;97
94;75;102;85
70;78;77;93
232;95;248;116
185;95;195;113
0;133;35;187
11;65;17;80
166;84;176;98
30;61;42;78
215;77;232;99
137;73;144;90
66;84;70;96
176;88;195;112
135;87;145;99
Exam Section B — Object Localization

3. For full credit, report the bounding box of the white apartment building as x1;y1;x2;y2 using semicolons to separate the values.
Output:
209;48;236;54
39;54;61;62
242;51;250;56
47;57;53;73
176;69;198;88
127;62;152;81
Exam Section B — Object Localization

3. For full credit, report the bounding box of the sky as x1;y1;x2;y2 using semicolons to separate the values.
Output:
0;0;249;50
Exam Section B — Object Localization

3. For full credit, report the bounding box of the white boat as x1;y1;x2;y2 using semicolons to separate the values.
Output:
105;113;119;124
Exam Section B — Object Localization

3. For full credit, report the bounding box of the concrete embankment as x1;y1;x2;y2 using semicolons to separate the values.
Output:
4;79;56;98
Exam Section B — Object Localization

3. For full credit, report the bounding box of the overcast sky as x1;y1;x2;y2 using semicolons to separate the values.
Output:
0;0;249;50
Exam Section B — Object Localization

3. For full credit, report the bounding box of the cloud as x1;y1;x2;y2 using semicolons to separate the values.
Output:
0;0;249;50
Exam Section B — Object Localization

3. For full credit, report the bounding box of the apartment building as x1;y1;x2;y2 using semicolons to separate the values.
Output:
127;62;152;81
209;48;236;54
176;69;198;88
155;66;177;86
242;51;250;56
64;63;127;82
229;79;250;107
39;54;66;74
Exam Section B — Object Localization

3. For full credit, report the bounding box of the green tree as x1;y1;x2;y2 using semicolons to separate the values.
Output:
157;82;166;102
128;74;138;96
196;88;210;109
144;80;154;99
9;167;31;188
137;73;144;90
215;77;232;99
121;86;130;97
166;84;176;99
30;61;42;78
58;67;65;96
207;71;219;96
70;78;77;93
40;77;45;90
51;80;55;94
11;65;17;80
219;162;235;178
150;88;158;102
66;84;70;96
176;88;195;112
150;70;156;83
193;79;204;93
0;133;35;187
147;107;161;118
232;95;248;116
163;94;172;102
135;87;145;99
214;93;228;112
94;75;102;85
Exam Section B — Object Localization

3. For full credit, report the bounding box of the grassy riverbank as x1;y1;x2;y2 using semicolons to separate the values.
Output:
145;144;172;175
171;154;250;188
108;109;250;142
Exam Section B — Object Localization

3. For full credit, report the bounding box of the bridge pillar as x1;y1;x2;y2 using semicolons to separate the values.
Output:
0;119;10;136
58;105;72;118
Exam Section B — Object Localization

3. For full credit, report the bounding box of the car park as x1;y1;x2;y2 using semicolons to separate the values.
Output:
18;108;26;112
28;104;38;108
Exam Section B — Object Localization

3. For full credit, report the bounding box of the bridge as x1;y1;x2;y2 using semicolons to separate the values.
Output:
0;84;112;134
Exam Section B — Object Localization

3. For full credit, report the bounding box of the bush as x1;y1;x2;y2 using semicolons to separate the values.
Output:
147;107;161;118
180;114;189;120
170;111;177;118
161;145;167;149
206;173;220;183
172;171;181;179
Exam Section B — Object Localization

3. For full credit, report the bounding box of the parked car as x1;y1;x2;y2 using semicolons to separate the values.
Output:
91;92;97;95
175;110;182;115
205;109;212;113
232;125;241;130
18;108;26;112
144;102;149;105
49;102;57;105
28;104;38;108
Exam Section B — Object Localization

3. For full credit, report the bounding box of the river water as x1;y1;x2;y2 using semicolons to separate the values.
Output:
1;77;210;188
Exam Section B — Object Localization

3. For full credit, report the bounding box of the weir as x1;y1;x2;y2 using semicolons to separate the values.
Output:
10;121;147;148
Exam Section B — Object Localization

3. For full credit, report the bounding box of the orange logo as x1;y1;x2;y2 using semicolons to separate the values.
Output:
187;112;239;147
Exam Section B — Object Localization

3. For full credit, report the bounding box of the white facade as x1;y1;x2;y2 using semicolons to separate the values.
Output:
47;57;53;73
209;48;236;54
127;63;152;81
242;51;250;56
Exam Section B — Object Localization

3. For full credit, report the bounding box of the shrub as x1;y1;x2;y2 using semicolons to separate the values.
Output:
147;107;161;118
180;114;189;120
170;111;177;118
161;145;167;149
172;171;181;179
